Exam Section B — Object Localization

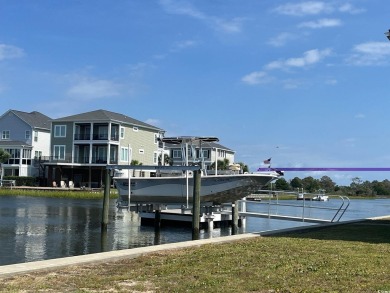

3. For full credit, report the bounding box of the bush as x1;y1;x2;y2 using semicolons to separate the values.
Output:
3;176;37;186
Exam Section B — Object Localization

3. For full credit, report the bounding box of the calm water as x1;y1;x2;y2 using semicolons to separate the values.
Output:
0;195;389;266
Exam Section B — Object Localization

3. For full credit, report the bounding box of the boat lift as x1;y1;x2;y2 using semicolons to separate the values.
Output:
220;192;350;225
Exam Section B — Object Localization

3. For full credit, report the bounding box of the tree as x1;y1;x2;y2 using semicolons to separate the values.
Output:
130;160;142;165
372;180;390;196
158;154;173;166
290;177;303;189
236;162;249;173
301;176;320;193
319;176;335;192
0;149;11;183
209;158;230;170
275;178;290;190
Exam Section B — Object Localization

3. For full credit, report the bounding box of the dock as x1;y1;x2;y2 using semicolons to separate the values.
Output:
123;194;350;229
139;208;234;229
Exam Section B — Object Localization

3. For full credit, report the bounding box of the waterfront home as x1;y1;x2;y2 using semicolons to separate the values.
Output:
164;140;236;173
0;110;52;178
42;109;164;188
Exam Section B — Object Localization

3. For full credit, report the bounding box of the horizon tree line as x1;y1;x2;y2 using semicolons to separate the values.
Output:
268;175;390;196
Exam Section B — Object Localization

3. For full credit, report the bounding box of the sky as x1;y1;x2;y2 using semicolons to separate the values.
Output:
1;0;390;186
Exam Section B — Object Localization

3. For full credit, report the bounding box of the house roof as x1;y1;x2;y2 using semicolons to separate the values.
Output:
165;141;234;152
5;110;52;131
53;109;163;131
0;140;32;148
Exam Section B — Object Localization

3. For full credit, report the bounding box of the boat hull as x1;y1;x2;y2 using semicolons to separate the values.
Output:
114;173;277;204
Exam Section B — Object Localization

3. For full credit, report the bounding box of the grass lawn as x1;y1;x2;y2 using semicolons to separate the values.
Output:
1;219;389;292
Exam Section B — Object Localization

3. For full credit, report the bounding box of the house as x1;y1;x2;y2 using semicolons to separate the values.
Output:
164;140;236;174
0;110;52;178
43;109;164;188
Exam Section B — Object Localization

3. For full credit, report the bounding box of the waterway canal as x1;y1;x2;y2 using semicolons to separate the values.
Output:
0;195;389;266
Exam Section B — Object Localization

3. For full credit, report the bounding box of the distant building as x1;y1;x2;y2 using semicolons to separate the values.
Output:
43;109;164;188
164;140;235;173
0;110;52;178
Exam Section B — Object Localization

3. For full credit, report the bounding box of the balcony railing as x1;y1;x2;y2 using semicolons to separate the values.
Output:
74;133;91;140
40;156;118;165
74;133;119;141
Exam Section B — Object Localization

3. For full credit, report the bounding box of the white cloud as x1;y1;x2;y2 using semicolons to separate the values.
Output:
338;3;365;14
67;78;121;99
242;49;332;87
267;32;296;47
282;79;303;89
274;1;332;16
159;0;245;34
347;42;390;66
213;17;245;34
354;113;365;119
298;18;342;29
159;0;205;19
0;44;24;60
170;40;197;52
241;71;271;85
265;48;332;70
145;118;162;127
273;1;364;16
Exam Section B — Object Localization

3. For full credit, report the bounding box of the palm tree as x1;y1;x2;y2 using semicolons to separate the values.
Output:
158;154;173;166
210;158;230;170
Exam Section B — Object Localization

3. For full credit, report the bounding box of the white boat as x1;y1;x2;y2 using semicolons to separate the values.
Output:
114;136;282;205
312;190;329;201
296;193;312;201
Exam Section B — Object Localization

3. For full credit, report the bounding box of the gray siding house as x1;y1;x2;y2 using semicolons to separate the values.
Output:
0;110;51;178
44;109;164;188
165;141;236;173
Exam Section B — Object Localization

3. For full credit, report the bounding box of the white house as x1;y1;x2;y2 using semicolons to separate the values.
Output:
0;110;51;177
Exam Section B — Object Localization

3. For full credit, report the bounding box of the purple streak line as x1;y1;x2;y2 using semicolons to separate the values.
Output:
257;168;390;171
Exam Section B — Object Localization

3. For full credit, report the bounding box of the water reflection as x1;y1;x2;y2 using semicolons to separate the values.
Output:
0;196;389;266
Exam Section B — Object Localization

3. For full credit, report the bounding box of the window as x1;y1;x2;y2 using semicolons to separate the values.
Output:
172;150;181;158
133;126;138;132
154;133;158;144
98;126;108;139
120;127;125;139
54;125;66;137
53;145;65;160
139;149;144;154
22;149;32;165
2;130;10;139
23;149;31;158
218;149;226;158
34;131;38;142
153;151;158;164
4;148;20;164
25;130;31;139
34;151;42;159
198;150;209;159
120;147;129;162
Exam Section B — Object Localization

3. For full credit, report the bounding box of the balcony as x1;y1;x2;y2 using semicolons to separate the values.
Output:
41;156;118;165
74;133;91;140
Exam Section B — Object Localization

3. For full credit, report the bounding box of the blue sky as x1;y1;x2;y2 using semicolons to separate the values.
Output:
1;0;390;185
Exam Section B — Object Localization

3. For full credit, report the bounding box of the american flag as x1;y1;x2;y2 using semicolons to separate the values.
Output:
263;158;271;164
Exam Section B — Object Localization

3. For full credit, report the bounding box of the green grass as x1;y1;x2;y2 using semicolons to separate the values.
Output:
1;219;389;292
0;188;118;199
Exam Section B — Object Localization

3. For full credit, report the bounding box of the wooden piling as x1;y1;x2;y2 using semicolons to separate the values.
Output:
101;169;111;230
155;209;161;230
232;201;239;235
192;170;201;240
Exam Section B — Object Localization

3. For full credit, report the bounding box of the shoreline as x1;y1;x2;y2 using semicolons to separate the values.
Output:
1;216;384;278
